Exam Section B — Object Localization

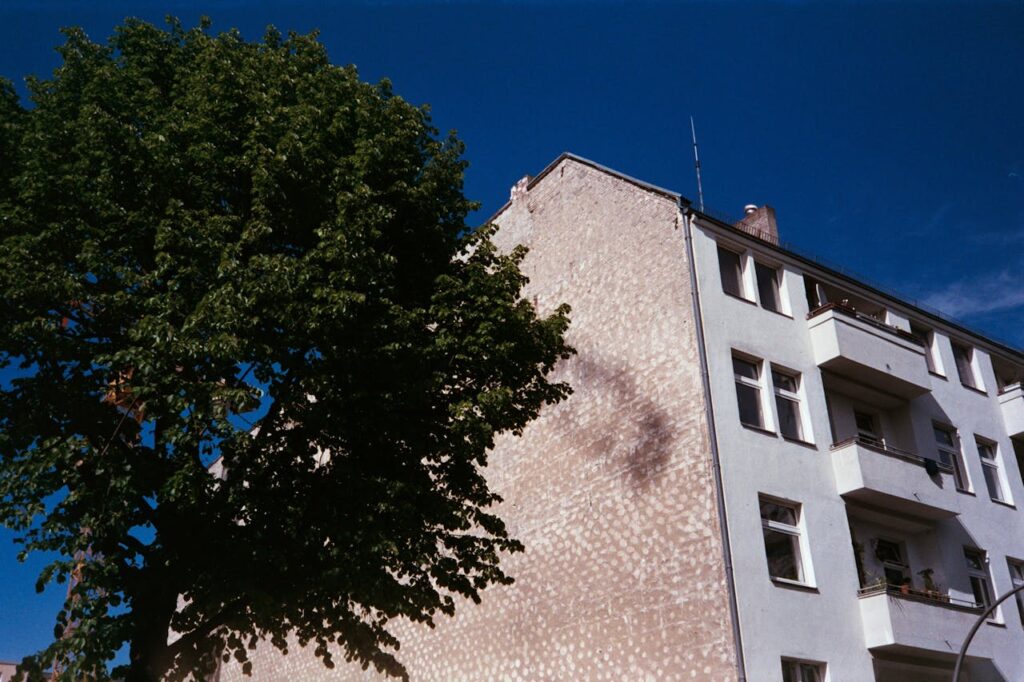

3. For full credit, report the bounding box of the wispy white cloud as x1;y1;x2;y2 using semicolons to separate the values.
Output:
923;268;1024;319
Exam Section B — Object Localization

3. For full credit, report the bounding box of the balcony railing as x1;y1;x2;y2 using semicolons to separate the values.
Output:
808;302;925;346
857;582;982;612
831;436;952;474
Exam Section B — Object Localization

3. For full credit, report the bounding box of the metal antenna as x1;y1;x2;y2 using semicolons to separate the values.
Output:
690;116;705;212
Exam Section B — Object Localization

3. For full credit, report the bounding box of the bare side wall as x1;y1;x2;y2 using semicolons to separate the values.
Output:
218;157;738;681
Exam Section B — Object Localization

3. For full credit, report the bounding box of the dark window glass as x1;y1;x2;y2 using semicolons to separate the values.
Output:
755;262;782;312
734;358;763;428
718;247;744;298
776;396;802;440
953;343;977;388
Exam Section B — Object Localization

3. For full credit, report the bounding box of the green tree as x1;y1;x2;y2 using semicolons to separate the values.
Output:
0;18;572;682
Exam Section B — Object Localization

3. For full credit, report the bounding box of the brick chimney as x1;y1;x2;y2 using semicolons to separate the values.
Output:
734;204;779;244
510;175;531;202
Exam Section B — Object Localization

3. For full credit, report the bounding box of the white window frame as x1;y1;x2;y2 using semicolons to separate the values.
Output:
1007;558;1024;628
771;366;808;443
874;538;911;587
781;658;825;682
952;342;984;391
754;259;786;315
733;354;768;430
934;423;970;493
911;322;944;376
717;244;748;301
964;548;998;620
976;437;1011;504
759;495;815;587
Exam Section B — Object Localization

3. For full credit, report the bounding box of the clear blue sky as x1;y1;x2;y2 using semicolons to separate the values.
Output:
1;0;1023;663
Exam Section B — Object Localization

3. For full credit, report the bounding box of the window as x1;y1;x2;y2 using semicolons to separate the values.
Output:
1008;559;1024;627
781;659;824;682
964;548;995;612
910;322;942;375
760;497;808;583
718;246;745;299
772;369;804;441
855;411;883;446
874;539;910;587
977;438;1008;503
934;423;969;492
734;356;765;429
755;261;783;313
952;342;980;390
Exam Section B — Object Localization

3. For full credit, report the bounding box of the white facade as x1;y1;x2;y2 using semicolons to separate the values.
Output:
688;204;1024;681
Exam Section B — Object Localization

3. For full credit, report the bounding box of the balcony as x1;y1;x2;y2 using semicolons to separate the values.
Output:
808;304;930;398
999;383;1024;438
857;583;990;661
831;437;958;520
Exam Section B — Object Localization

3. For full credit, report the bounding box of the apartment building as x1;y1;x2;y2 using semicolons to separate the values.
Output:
219;154;1024;681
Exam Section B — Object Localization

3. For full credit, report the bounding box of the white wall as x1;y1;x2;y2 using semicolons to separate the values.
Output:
690;212;1024;681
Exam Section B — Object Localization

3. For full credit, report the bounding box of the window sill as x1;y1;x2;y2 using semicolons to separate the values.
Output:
991;498;1016;510
770;577;819;593
723;291;757;306
956;488;976;497
928;371;948;381
781;435;816;449
763;307;794;320
741;422;778;438
986;619;1006;628
960;383;989;397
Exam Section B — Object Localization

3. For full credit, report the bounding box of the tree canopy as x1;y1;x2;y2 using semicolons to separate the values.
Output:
0;18;571;681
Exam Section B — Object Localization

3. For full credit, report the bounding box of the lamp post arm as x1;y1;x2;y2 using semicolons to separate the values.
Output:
953;581;1024;681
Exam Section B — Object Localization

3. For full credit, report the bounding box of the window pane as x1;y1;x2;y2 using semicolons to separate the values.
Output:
781;661;797;682
755;262;782;312
760;500;798;525
800;664;822;682
763;527;803;581
1010;561;1024;627
777;396;803;440
736;383;763;427
718;247;744;298
983;464;1003;501
733;357;758;380
772;370;798;393
970;576;992;608
953;344;976;387
965;550;985;571
933;426;955;448
978;442;996;460
875;540;904;564
855;412;881;442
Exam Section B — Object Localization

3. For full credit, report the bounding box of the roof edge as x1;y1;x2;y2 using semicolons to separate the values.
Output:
486;152;690;224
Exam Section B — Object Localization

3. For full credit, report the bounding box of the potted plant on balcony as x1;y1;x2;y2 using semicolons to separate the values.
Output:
917;568;950;603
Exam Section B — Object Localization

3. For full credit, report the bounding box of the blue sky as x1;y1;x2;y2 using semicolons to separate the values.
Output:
1;0;1023;664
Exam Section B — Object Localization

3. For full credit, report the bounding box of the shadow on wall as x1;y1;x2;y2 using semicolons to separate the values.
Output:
552;352;682;492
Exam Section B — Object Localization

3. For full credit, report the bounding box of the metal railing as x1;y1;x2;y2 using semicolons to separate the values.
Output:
733;221;780;246
831;435;953;473
807;302;926;347
857;582;982;611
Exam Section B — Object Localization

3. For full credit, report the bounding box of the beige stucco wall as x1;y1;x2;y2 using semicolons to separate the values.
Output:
218;157;738;681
